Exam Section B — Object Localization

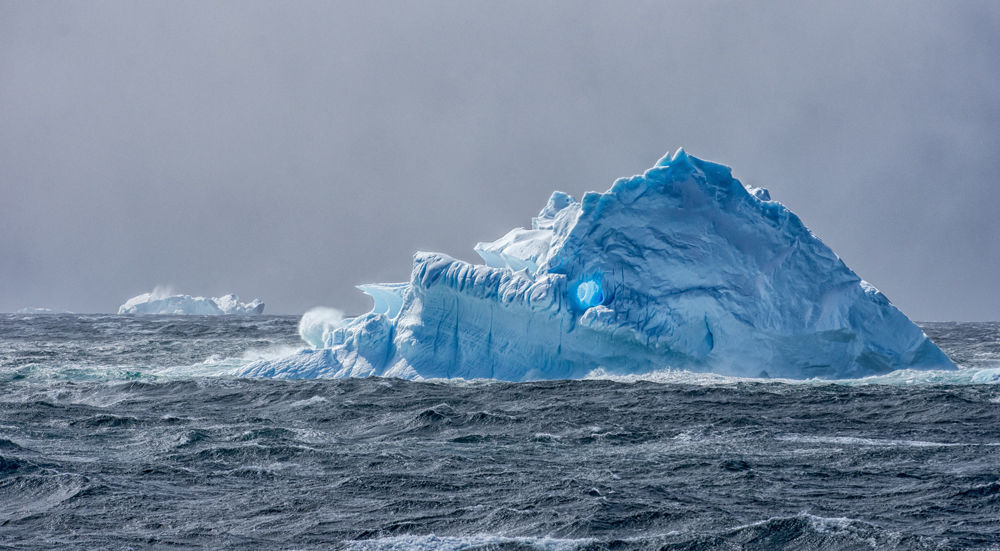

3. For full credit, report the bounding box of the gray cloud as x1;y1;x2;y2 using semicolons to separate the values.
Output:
2;1;998;320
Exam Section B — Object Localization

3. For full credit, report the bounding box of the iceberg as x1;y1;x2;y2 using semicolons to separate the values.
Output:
118;289;264;315
15;307;68;314
239;149;954;380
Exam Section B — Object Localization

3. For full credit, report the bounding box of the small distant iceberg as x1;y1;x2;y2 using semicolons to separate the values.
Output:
118;287;264;315
15;307;69;314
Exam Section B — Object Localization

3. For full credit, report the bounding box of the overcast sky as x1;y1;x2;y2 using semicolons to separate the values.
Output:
2;1;998;320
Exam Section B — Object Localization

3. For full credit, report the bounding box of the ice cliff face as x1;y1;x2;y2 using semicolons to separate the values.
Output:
240;149;954;380
118;290;264;315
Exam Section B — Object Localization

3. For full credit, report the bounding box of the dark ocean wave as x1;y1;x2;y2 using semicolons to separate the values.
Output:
342;513;954;550
1;376;999;549
1;316;999;548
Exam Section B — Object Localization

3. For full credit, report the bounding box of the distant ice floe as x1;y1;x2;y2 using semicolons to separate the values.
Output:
15;307;70;314
118;287;264;315
239;148;954;381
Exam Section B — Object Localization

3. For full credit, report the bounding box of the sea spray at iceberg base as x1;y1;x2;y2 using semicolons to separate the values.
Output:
240;149;954;380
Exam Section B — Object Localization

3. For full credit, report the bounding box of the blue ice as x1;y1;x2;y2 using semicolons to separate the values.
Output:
238;149;955;381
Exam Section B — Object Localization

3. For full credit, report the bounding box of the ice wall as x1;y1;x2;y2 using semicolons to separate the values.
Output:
240;149;954;380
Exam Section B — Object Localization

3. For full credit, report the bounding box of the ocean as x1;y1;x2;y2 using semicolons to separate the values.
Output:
1;315;998;550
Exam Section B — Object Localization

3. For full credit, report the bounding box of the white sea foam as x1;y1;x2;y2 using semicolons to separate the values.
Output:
582;366;1000;386
288;395;328;408
343;534;593;551
775;434;986;448
150;345;305;379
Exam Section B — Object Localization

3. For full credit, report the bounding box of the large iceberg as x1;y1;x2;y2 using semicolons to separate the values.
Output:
118;289;264;315
240;149;954;380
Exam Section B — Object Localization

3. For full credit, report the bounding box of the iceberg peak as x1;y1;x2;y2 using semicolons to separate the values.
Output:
534;191;576;229
653;146;694;168
240;149;954;381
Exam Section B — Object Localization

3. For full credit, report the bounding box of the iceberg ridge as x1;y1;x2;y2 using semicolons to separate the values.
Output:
240;149;954;380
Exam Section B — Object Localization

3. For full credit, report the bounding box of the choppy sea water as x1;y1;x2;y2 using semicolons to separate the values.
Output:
1;315;999;550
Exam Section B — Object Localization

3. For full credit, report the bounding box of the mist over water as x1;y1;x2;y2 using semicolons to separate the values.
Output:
3;2;999;320
0;315;999;549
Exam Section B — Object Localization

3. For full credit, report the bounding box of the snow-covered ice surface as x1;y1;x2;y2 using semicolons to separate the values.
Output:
240;149;954;381
118;288;264;315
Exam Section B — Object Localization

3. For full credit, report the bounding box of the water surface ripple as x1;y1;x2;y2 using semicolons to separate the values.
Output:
0;316;998;549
